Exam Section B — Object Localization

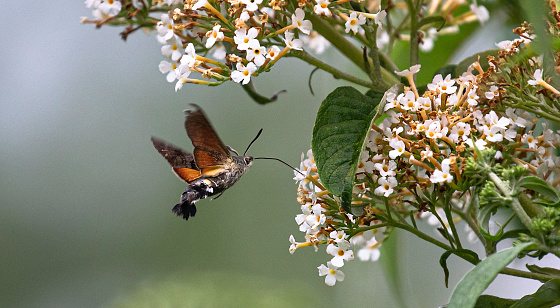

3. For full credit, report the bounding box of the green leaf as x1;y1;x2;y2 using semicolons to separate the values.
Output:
312;86;382;212
454;49;500;77
474;295;517;308
479;221;505;242
526;264;560;278
474;280;560;308
511;279;560;308
241;83;286;104
478;203;500;238
417;16;446;31
440;249;481;288
518;176;560;207
448;242;534;308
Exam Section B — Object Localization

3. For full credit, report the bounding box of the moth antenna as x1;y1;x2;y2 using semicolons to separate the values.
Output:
254;157;305;176
243;128;263;156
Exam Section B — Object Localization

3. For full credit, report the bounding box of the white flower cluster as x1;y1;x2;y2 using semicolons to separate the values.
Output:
290;150;387;286
292;61;560;285
84;0;489;91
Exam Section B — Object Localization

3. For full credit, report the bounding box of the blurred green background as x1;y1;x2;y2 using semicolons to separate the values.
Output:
0;1;552;307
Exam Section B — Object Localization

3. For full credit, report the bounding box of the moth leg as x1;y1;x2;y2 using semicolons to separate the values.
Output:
212;191;225;200
226;145;239;156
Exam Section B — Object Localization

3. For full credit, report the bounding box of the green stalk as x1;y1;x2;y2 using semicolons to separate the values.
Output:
488;172;536;237
306;14;399;90
501;267;558;281
443;195;463;249
286;50;376;88
404;0;419;69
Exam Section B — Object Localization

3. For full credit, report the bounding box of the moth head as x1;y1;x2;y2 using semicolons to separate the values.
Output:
243;155;254;168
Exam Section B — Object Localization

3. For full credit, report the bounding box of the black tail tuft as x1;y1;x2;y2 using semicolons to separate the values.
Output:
172;201;197;220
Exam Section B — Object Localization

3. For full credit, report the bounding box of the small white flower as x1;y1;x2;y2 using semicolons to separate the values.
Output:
231;62;257;85
357;238;381;261
470;2;489;24
485;85;499;100
159;59;180;82
234;27;260;51
372;10;386;28
292;8;312;35
318;262;345;286
180;43;197;68
483;125;504;143
374;176;398;197
330;230;349;243
157;14;175;41
283;31;303;50
205;24;224;48
302;32;331;54
465;138;487;150
374;160;397;177
466;88;479;106
98;0;122;15
416;97;432;110
241;0;263;11
161;35;184;61
528;69;543;86
430;159;453;183
399;91;417;111
449;122;470;143
345;12;366;34
314;0;331;16
425;120;448;140
395;64;421;77
174;65;192;91
388;138;406;159
289;235;297;254
522;133;538;149
247;44;267;66
266;46;281;59
212;43;226;60
326;241;354;267
191;0;208;10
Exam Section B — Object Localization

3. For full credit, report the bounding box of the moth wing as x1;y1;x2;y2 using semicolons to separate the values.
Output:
173;168;202;184
151;137;201;183
185;104;230;157
193;146;232;170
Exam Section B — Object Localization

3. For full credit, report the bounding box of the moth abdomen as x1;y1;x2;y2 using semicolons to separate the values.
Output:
173;178;219;220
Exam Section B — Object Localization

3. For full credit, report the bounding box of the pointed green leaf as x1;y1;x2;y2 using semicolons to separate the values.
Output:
511;279;560;308
312;86;382;212
518;176;560;207
241;83;285;104
526;264;560;278
440;249;481;288
417;16;446;31
448;243;534;308
474;295;517;308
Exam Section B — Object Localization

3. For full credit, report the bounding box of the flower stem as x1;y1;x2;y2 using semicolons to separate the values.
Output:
306;14;398;90
287;50;376;89
488;171;537;237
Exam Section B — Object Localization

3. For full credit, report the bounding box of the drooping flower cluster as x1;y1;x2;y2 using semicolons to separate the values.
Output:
291;150;387;286
82;0;489;93
291;42;560;285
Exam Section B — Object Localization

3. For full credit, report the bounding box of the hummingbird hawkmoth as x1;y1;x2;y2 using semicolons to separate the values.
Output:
151;104;259;221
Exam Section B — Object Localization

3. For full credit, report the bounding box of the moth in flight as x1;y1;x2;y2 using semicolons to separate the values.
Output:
151;104;257;220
